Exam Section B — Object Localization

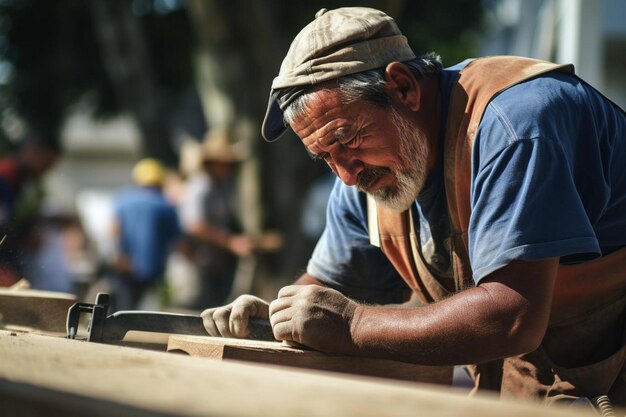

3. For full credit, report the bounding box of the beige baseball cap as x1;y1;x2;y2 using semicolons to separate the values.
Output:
261;7;416;142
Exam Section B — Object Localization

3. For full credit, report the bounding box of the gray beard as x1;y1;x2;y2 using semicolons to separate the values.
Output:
359;108;429;212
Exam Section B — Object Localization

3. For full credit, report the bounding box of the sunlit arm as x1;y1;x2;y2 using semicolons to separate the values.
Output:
348;258;558;366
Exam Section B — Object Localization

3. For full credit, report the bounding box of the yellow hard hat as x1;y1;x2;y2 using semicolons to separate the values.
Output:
132;158;166;187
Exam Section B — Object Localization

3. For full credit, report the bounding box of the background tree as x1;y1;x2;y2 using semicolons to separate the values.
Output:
0;0;485;294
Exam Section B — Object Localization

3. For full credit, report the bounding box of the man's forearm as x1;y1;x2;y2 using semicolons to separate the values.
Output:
272;260;556;364
349;287;521;365
349;259;558;366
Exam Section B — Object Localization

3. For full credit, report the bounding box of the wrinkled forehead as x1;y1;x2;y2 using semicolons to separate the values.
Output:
286;82;341;116
291;92;355;141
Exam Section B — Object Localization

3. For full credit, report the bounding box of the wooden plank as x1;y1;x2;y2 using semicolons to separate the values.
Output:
0;330;594;417
0;289;76;333
167;335;452;385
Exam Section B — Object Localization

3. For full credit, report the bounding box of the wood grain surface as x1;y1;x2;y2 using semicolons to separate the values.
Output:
167;334;452;385
0;289;76;333
0;330;595;417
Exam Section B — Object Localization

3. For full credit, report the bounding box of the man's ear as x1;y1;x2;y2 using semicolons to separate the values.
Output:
383;62;420;112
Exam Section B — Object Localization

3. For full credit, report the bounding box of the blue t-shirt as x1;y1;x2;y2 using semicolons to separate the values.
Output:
307;61;626;303
114;186;182;281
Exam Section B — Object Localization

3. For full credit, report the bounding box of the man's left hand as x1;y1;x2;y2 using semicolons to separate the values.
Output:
269;285;359;353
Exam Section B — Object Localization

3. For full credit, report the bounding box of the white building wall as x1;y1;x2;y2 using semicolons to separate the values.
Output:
481;0;626;108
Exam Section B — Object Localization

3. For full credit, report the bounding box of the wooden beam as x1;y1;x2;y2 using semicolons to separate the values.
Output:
0;331;595;417
167;334;452;385
0;289;76;333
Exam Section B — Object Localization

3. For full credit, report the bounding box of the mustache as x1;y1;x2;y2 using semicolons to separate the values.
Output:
357;167;391;190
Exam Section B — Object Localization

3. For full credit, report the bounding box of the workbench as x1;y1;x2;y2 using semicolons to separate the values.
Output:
0;330;595;417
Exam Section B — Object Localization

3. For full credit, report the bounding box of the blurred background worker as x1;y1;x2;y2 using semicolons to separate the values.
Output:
109;158;182;311
0;132;60;287
178;130;255;309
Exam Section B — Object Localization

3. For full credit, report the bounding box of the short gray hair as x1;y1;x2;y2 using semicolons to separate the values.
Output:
283;53;443;125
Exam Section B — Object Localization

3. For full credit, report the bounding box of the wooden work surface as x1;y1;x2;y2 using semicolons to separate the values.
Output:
0;288;76;333
0;330;595;417
168;334;452;385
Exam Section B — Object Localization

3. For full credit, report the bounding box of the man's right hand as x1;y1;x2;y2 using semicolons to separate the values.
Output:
201;294;269;338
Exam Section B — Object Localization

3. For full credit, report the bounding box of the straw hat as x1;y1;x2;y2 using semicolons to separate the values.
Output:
201;130;247;163
179;130;249;176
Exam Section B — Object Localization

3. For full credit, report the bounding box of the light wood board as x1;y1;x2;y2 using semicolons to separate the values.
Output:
168;334;452;385
0;330;595;417
0;288;76;333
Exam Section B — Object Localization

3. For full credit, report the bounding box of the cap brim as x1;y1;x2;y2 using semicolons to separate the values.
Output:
261;90;289;142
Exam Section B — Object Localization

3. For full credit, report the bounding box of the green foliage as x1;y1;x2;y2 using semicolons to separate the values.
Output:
0;0;111;141
269;0;484;66
0;0;195;146
0;0;484;151
400;0;484;65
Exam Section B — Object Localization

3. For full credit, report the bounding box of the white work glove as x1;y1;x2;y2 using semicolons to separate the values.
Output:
269;285;359;353
201;294;269;338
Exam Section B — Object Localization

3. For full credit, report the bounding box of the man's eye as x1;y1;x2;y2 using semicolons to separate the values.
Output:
333;128;354;146
310;151;330;162
341;134;362;148
320;152;332;162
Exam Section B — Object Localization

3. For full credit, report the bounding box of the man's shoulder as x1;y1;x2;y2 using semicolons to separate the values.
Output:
496;70;581;108
478;71;583;144
115;186;169;208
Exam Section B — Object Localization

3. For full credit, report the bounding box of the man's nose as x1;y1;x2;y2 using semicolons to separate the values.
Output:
331;153;364;186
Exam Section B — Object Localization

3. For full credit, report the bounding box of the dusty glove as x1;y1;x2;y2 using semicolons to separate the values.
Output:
201;294;269;338
269;285;358;353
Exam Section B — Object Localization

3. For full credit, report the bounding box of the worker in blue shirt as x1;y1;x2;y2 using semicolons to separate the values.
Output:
110;158;182;311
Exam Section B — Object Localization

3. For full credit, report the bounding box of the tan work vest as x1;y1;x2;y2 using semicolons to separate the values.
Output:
369;56;626;403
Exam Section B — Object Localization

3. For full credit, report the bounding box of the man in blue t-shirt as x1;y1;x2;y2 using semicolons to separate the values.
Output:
202;8;626;403
110;158;182;311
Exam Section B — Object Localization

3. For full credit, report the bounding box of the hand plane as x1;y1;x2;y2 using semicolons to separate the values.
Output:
66;292;275;343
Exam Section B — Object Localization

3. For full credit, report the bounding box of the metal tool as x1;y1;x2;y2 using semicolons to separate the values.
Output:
66;292;275;343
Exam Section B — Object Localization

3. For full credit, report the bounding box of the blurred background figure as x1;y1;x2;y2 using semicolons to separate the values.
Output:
0;132;60;287
108;158;182;311
22;206;90;295
178;130;255;309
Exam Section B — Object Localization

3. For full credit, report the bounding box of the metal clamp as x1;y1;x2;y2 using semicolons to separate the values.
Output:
66;292;275;343
66;292;110;342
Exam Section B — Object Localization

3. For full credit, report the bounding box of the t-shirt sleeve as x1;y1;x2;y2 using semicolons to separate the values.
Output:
469;100;601;283
306;179;407;304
